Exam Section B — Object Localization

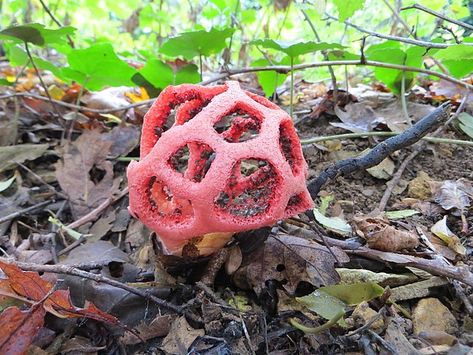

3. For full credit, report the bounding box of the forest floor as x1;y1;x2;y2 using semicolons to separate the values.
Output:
1;65;473;354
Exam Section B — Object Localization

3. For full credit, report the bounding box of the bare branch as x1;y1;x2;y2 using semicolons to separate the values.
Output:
402;3;473;31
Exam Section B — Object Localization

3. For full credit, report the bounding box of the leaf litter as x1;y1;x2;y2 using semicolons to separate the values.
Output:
0;61;472;354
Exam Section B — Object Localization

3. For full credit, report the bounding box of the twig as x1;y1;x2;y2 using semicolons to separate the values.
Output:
381;0;413;35
1;60;472;115
38;0;75;47
301;8;338;100
9;260;182;313
377;144;424;212
324;13;471;49
200;247;230;286
17;162;67;199
306;102;451;199
401;3;473;31
66;187;128;229
0;200;53;224
301;131;473;147
303;232;473;287
24;42;64;120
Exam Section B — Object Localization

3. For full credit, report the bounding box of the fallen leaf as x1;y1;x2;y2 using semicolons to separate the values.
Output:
246;234;349;295
408;171;433;200
366;156;395;180
296;282;384;322
296;289;347;323
160;316;204;354
385;209;419;219
0;305;46;355
458;112;473;139
55;129;120;218
103;125;140;158
352;215;419;251
434;179;472;215
313;208;352;236
0;176;15;193
332;103;383;132
0;144;49;173
122;314;172;345
430;216;466;255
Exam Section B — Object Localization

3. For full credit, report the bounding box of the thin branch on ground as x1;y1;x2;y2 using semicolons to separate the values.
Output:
306;102;451;199
38;0;75;47
324;13;471;49
7;260;182;313
0;200;54;224
66;187;128;229
377;143;424;212
401;3;473;31
301;131;473;147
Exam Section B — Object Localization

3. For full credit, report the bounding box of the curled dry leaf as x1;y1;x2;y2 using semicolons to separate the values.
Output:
55;129;121;218
434;179;472;215
430;216;466;256
352;215;419;252
245;234;349;295
333;103;383;133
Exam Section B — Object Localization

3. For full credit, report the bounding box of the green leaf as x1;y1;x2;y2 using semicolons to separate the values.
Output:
312;208;352;236
458;112;473;139
434;44;473;61
333;0;365;21
251;57;289;97
6;45;63;78
366;42;425;94
132;60;201;97
0;23;75;46
0;78;13;86
48;216;85;240
0;176;16;193
385;209;420;219
0;144;49;173
159;27;235;60
63;43;136;90
321;282;385;305
174;64;201;84
251;39;343;58
442;59;473;78
296;289;347;322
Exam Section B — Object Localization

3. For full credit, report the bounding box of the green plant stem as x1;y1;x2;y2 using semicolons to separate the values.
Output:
289;310;345;334
400;71;410;126
199;53;203;81
300;131;473;147
301;8;338;100
290;56;294;118
24;42;63;119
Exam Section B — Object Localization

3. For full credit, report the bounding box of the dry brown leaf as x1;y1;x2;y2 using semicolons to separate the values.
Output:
160;316;204;354
245;234;349;295
352;215;419;252
434;179;472;215
408;171;433;200
332;103;383;133
55;129;120;218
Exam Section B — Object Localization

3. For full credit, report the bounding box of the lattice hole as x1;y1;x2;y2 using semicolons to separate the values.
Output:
147;177;193;221
168;142;214;182
284;193;305;215
279;120;303;175
214;159;280;218
213;109;261;143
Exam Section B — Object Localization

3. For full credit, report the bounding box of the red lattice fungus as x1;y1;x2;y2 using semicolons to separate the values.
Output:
127;81;314;255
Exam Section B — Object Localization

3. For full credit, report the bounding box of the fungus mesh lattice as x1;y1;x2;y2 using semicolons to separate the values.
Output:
127;81;313;254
